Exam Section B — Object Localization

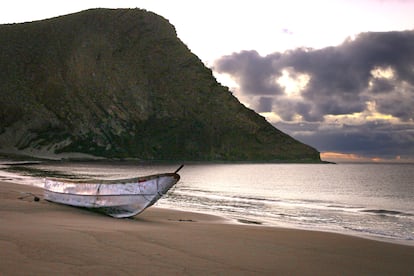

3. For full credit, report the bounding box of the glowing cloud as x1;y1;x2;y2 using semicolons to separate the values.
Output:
276;68;310;96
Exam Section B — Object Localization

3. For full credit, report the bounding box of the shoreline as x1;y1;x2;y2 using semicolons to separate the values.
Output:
1;181;414;275
3;176;414;247
158;202;414;247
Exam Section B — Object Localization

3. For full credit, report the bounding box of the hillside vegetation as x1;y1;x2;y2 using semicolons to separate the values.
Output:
0;9;320;161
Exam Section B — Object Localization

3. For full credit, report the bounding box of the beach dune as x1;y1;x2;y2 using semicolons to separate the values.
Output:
1;181;413;275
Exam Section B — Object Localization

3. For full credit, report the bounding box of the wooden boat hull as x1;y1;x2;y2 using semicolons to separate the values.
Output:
44;173;180;218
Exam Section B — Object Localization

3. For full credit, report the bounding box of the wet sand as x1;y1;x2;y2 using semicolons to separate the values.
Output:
1;181;413;275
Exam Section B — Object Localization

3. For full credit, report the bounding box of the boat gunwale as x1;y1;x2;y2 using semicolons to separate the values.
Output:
43;190;155;197
45;172;180;185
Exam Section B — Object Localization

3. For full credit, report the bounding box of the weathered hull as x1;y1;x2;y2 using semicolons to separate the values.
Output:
44;173;180;218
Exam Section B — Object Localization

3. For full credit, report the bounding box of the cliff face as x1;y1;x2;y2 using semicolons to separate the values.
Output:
0;8;320;161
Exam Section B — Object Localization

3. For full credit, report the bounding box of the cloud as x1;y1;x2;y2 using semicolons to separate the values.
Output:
275;121;414;159
214;30;414;123
213;30;414;158
216;50;284;95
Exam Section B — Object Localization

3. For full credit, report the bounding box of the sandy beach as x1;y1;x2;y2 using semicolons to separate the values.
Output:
1;181;413;275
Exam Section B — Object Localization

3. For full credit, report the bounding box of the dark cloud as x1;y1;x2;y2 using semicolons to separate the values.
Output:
275;121;414;159
375;89;414;121
216;50;284;95
214;30;414;158
370;78;394;94
257;97;273;113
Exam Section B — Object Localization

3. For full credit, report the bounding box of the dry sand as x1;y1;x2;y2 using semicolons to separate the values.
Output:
1;181;413;275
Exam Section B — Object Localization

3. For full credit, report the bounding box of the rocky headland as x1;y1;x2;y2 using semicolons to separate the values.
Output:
0;9;320;162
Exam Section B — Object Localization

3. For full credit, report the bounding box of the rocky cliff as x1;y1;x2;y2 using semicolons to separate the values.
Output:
0;8;320;161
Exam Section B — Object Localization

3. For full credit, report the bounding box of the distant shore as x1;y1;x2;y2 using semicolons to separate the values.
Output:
1;181;413;275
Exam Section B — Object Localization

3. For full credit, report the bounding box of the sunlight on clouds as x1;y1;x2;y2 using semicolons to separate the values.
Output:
320;152;382;163
259;112;282;124
323;113;366;127
370;66;395;79
259;99;402;131
276;69;310;96
213;72;240;90
365;101;399;122
321;152;413;163
322;101;400;126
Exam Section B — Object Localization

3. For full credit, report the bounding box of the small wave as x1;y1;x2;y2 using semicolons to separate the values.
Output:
237;195;279;202
361;209;413;217
344;226;383;235
327;204;363;209
342;225;411;241
237;219;263;225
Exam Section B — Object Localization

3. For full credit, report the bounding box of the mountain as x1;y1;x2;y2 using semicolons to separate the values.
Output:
0;8;320;162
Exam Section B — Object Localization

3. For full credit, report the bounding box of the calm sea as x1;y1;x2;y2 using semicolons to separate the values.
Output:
1;161;413;245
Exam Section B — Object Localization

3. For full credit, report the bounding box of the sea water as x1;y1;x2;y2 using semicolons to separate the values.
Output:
1;161;413;245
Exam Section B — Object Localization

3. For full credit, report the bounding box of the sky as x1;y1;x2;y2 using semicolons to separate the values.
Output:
2;0;414;162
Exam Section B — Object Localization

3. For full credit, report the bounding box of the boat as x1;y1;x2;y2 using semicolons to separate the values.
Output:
43;165;183;218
